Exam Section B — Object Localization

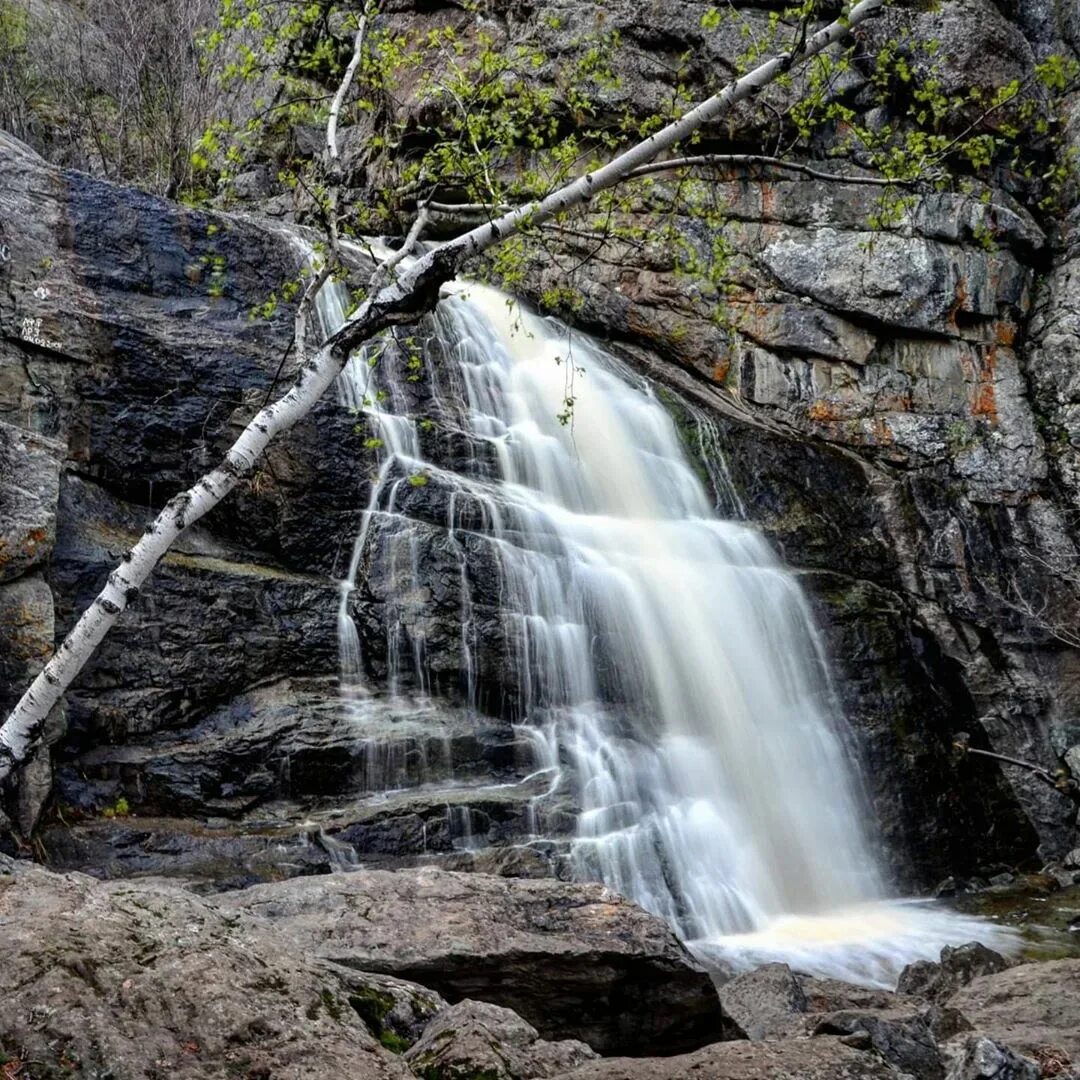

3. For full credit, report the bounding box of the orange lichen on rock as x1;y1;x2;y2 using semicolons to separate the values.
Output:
971;344;998;421
995;320;1017;346
808;399;847;422
947;276;969;332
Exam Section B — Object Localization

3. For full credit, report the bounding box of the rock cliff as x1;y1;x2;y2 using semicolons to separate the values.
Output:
1;0;1079;894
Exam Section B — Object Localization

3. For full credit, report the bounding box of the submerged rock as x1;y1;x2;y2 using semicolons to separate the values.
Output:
222;867;726;1055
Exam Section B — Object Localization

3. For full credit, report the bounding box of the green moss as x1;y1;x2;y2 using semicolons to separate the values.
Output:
378;1029;410;1054
320;988;344;1022
101;796;130;819
415;1061;502;1080
347;987;395;1028
654;385;712;490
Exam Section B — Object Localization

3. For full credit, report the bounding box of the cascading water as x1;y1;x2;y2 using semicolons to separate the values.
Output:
313;252;1014;987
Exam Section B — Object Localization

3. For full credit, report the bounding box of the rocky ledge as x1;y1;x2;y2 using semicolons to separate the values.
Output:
3;857;1079;1080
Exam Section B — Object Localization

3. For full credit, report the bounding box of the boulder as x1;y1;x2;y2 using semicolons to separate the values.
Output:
717;963;806;1040
553;1036;904;1079
319;963;448;1053
0;863;412;1080
946;959;1080;1063
222;867;726;1055
944;1037;1039;1080
796;975;908;1015
898;943;1010;1003
813;1008;944;1079
403;999;597;1079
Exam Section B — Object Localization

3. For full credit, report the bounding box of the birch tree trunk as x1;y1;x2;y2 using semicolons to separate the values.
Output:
0;0;885;785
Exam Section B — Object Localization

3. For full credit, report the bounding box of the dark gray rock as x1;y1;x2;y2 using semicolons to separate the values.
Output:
944;1037;1040;1080
50;475;340;744
404;999;597;1079
222;867;727;1055
813;1008;945;1079
57;677;520;817
38;815;337;891
898;943;1011;1004
1;0;1079;889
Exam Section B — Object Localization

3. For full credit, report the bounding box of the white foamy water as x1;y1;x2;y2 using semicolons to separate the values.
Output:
314;258;1016;987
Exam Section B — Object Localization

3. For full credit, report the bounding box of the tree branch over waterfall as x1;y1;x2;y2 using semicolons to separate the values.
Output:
0;0;888;784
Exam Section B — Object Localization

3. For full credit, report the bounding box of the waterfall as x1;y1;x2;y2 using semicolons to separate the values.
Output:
312;256;1014;987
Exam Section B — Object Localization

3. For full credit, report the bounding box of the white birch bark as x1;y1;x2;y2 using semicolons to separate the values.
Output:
0;0;884;784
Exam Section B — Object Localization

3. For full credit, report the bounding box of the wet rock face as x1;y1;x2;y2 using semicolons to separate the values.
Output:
0;141;370;832
478;4;1078;874
327;0;1080;879
0;2;1078;890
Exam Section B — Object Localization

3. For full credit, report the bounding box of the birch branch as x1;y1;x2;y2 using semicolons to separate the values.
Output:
370;206;430;289
326;9;369;164
295;261;332;361
0;0;885;786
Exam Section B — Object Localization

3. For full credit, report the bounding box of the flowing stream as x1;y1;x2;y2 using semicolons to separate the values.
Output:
312;254;1014;987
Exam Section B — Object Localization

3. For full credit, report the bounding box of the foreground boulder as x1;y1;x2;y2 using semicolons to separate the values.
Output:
404;999;597;1079
813;1009;945;1079
945;958;1080;1066
946;1036;1036;1080
898;943;1010;1004
0;863;411;1079
317;963;448;1054
223;867;726;1054
944;1037;1039;1080
555;1036;904;1079
718;963;806;1040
